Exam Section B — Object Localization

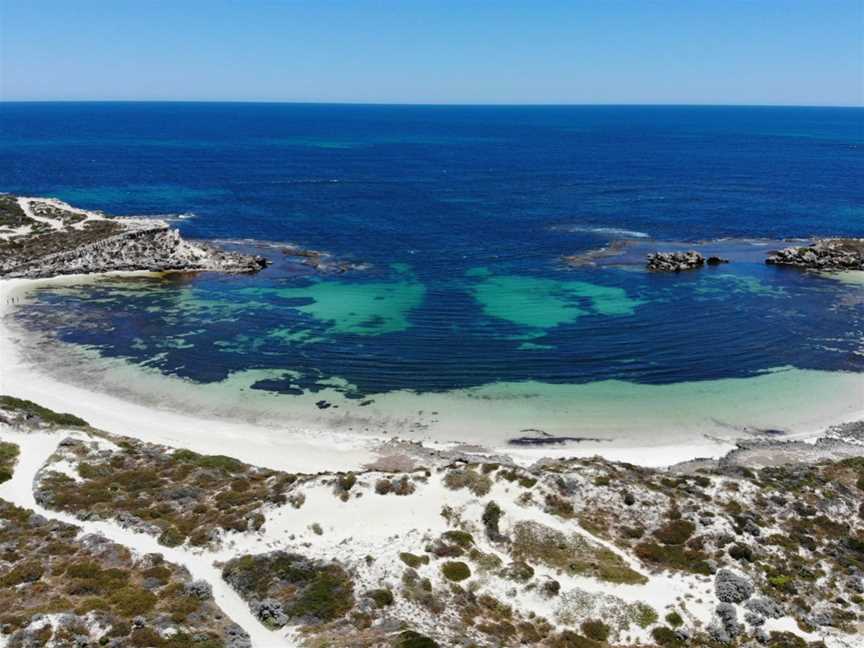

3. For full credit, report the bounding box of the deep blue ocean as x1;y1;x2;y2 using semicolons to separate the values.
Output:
1;103;863;410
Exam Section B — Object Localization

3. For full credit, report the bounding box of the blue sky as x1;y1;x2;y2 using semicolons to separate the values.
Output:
1;1;862;105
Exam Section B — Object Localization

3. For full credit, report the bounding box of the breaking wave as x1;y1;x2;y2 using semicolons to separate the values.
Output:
549;224;650;239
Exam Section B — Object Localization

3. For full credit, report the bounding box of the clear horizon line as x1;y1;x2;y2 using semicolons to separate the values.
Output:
1;99;862;109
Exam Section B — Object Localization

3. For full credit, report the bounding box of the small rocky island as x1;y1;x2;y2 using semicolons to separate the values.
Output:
647;251;729;272
766;239;864;271
0;194;268;279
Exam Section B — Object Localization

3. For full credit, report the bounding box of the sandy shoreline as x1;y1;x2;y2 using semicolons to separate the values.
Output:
0;275;384;472
1;274;862;648
2;274;863;472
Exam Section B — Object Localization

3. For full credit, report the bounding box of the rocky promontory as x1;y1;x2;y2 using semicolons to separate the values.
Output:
0;194;268;279
766;238;864;271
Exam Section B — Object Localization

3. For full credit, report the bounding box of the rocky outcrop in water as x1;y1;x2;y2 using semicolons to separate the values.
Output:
647;250;705;272
766;238;864;271
646;251;730;272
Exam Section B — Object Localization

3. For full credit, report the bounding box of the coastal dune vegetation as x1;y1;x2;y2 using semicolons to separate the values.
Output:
0;395;861;646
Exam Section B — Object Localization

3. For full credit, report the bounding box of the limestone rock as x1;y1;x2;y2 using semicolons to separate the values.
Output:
766;238;864;271
715;568;754;603
646;250;705;272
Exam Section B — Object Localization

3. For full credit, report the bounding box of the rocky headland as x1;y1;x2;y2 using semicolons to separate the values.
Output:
0;194;268;279
766;239;864;271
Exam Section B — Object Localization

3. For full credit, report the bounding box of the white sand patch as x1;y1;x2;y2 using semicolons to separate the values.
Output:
824;270;864;287
0;224;33;241
505;439;738;468
17;196;112;231
46;458;83;482
225;474;472;557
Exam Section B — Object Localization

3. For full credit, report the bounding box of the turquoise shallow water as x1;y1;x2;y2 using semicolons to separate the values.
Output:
2;104;863;439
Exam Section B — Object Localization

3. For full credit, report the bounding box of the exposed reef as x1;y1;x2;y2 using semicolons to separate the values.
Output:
766;238;864;271
0;195;268;279
280;244;368;274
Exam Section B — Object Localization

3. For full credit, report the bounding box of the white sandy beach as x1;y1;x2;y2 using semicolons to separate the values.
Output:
0;275;382;473
2;274;864;473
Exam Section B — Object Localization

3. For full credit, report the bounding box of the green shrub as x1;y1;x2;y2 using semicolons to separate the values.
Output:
442;530;474;548
74;597;109;614
546;632;601;648
0;560;43;586
287;569;354;621
338;472;356;491
441;561;471;582
580;619;610;641
172;449;244;473
729;543;754;562
443;468;492;496
634;541;711;575
653;519;695;545
367;588;394;607
158;526;186;547
109;586;157;616
765;632;808;648
395;631;439;648
482;501;503;537
0;442;18;483
632;602;658;628
399;552;429;569
651;626;685;647
665;610;684;627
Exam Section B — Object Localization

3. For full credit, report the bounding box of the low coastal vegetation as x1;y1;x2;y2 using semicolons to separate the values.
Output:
0;395;88;428
35;434;301;549
0;499;248;647
1;397;861;646
0;441;18;483
222;551;354;629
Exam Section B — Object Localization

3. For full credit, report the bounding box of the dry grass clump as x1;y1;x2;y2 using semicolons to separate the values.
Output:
375;475;416;496
443;466;492;496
